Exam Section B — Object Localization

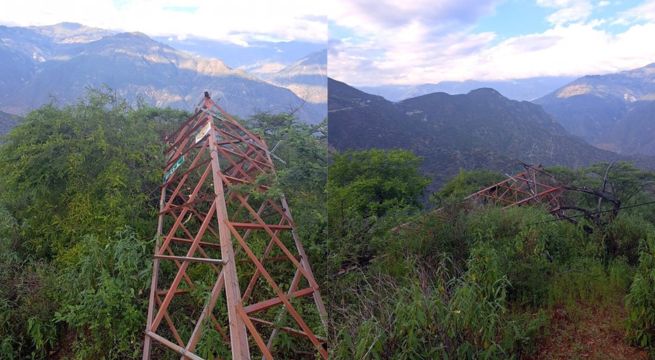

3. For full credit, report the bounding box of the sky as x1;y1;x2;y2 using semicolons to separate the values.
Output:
0;0;327;45
328;0;655;86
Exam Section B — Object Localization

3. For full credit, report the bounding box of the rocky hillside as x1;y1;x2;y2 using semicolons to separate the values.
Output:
360;76;575;102
0;22;325;123
259;49;327;104
536;63;655;155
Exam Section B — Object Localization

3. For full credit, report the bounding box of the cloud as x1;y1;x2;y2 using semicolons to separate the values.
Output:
330;0;500;34
536;0;593;25
0;0;327;44
329;25;495;85
329;0;655;86
328;0;503;85
615;0;655;23
473;22;655;78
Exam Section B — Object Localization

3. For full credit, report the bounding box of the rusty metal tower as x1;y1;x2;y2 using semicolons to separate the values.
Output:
459;163;623;227
465;164;564;213
142;93;327;359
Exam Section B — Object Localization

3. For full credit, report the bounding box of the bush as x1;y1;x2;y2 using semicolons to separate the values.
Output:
431;169;504;206
53;227;150;358
330;244;546;359
0;91;328;358
626;235;655;351
328;149;430;219
548;257;633;311
604;214;654;265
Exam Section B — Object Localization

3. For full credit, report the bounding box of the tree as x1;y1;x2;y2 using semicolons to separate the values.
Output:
328;149;430;220
327;149;430;276
431;169;505;206
0;89;184;259
0;90;187;357
246;114;329;280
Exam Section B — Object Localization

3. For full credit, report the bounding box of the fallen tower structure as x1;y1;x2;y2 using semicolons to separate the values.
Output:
464;163;621;225
465;164;564;214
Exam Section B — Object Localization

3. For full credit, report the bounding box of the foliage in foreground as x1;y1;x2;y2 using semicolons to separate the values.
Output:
328;152;655;358
0;91;327;359
626;234;655;348
0;91;178;359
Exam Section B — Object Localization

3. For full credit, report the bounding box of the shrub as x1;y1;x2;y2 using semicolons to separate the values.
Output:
548;257;633;311
54;227;151;358
626;235;655;351
604;214;654;265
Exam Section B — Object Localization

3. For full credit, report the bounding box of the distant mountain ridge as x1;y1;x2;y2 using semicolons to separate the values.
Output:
155;35;325;70
0;22;325;123
328;78;639;190
536;63;655;155
360;76;576;102
29;22;114;44
256;49;327;104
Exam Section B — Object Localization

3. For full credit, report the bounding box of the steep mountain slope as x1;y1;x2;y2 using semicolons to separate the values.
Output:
260;49;327;104
607;101;655;155
329;78;625;190
0;23;325;123
0;110;20;136
536;63;655;155
360;76;575;102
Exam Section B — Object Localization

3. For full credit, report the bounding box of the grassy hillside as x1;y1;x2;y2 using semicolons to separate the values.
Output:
328;149;655;359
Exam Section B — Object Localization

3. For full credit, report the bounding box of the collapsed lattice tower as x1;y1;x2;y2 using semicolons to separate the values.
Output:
465;164;564;213
142;93;327;359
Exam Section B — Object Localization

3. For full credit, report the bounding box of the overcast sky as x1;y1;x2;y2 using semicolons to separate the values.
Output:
329;0;655;86
0;0;327;46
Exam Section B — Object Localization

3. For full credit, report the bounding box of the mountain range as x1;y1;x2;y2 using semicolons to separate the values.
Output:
259;49;327;104
0;22;326;124
154;35;325;71
536;62;655;155
360;76;576;102
328;78;645;191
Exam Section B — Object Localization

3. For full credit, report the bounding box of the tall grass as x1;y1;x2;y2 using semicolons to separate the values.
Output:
329;204;655;358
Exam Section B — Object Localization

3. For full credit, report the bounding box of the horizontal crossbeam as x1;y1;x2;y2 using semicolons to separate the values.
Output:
153;254;225;265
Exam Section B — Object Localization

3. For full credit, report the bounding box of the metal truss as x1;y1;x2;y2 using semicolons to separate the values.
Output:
465;164;564;213
142;93;328;359
462;163;625;228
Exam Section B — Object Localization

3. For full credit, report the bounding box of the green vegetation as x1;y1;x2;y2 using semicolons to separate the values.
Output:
431;169;504;206
0;90;327;359
327;149;430;276
329;149;430;218
328;149;655;358
3;89;655;359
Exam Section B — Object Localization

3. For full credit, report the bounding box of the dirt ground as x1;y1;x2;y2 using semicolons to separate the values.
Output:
530;301;649;360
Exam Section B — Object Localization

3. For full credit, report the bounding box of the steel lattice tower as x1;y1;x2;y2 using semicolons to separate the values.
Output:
465;164;564;213
142;93;328;359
